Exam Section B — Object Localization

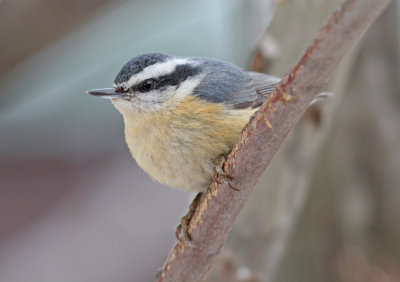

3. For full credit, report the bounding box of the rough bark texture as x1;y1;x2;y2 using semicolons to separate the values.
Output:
157;0;391;281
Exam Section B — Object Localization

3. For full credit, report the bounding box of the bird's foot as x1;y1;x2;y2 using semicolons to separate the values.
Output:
175;192;203;248
213;155;240;191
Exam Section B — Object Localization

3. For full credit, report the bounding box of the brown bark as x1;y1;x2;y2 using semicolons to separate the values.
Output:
157;0;392;281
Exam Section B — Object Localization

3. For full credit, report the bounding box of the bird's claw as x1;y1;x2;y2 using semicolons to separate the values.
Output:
213;155;240;191
176;217;195;248
175;193;203;248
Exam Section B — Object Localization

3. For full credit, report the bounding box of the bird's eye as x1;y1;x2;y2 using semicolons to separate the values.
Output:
138;79;155;92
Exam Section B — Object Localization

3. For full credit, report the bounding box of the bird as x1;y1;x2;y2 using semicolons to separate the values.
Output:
87;53;281;193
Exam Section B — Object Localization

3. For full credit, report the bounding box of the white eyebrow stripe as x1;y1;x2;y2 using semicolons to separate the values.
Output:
114;58;195;89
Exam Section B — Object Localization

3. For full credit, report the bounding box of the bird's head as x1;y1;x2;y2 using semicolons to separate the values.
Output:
87;53;205;114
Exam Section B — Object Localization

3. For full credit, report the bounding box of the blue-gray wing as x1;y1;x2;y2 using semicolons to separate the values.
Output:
239;71;280;108
192;57;280;109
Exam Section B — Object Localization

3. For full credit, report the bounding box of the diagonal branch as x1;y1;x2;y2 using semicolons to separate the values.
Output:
157;0;392;281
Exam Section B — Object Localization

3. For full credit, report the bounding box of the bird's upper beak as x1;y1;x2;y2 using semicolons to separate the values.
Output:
86;88;126;99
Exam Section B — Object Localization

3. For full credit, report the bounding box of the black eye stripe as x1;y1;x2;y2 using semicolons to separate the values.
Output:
127;79;156;93
126;64;201;93
154;64;200;89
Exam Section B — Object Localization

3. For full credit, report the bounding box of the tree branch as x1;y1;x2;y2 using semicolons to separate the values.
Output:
157;0;391;281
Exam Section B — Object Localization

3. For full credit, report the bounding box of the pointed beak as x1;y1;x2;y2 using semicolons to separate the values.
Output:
86;88;126;99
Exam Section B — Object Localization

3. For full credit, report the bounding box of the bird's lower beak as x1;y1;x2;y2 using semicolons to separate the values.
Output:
86;88;126;99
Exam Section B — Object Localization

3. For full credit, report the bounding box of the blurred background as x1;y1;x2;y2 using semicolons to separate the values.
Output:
0;0;399;281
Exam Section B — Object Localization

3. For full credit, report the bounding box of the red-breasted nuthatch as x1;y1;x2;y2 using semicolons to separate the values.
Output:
87;53;280;192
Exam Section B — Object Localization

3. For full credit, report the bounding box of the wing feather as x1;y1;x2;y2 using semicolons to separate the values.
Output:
233;71;280;109
192;57;280;109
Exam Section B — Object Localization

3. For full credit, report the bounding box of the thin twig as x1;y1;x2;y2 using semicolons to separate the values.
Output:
157;0;391;281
